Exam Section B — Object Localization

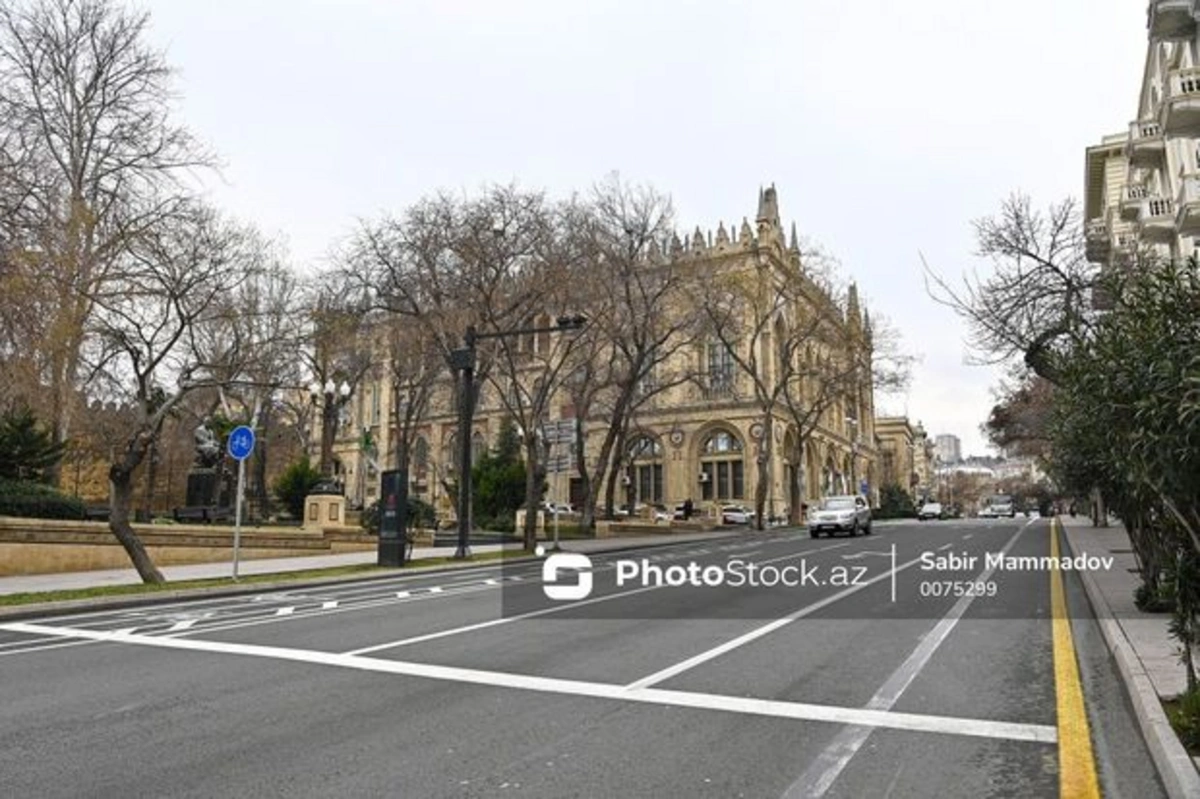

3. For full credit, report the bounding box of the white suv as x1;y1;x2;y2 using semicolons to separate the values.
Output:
809;495;872;537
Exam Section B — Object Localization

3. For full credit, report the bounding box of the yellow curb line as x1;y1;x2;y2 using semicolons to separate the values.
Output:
1052;518;1101;798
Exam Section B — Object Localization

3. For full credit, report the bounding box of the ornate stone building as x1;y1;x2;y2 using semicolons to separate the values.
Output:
321;185;878;522
875;417;935;503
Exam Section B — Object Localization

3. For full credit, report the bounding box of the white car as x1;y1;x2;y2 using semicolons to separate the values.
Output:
918;502;943;521
721;505;753;525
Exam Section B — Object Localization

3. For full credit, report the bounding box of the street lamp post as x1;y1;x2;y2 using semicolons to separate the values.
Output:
845;416;859;496
449;314;588;559
308;379;352;494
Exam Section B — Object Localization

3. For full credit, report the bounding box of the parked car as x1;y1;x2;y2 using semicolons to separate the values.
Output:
809;495;872;537
543;502;575;516
652;504;672;522
721;505;752;525
918;501;943;521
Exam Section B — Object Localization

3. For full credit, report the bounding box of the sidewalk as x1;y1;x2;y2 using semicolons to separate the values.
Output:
1059;514;1200;798
0;529;742;597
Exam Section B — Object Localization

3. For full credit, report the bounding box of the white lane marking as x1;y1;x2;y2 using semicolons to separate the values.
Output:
963;534;974;540
322;601;339;610
937;543;953;551
625;551;927;691
396;591;411;599
783;521;1032;798
345;541;855;657
0;638;99;657
275;607;295;617
0;621;1056;745
113;627;138;636
428;587;444;594
167;620;198;632
484;579;499;586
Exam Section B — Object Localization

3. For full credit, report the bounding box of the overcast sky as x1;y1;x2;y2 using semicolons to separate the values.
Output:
141;0;1146;456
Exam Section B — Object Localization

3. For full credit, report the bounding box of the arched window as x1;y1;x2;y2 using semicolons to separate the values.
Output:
700;430;744;501
472;431;487;462
625;435;663;505
443;432;459;473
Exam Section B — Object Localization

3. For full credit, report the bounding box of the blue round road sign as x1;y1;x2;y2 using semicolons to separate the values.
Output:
228;425;256;461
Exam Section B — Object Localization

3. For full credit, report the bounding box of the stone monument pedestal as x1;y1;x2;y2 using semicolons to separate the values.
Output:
304;493;345;530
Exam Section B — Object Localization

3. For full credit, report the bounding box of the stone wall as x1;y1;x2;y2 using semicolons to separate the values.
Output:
0;518;377;576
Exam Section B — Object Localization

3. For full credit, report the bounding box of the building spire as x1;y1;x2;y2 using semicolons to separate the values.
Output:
757;183;780;225
789;221;799;252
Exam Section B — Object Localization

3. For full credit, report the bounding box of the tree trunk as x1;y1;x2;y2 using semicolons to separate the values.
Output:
523;437;541;550
109;465;165;584
603;424;629;520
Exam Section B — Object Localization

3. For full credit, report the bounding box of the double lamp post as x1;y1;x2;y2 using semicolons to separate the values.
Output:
448;314;587;559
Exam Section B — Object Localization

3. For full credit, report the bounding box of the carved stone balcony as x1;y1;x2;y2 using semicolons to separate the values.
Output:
1120;184;1150;221
1176;174;1200;237
1138;196;1176;241
1126;120;1165;168
1161;67;1200;135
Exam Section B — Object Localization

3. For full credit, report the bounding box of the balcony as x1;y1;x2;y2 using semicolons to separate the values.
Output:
1120;184;1150;221
1085;220;1110;263
1126;120;1165;167
1160;68;1200;135
1138;196;1176;241
1176;174;1200;236
1148;0;1197;41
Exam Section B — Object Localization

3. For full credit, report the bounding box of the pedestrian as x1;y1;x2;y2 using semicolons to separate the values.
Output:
683;498;694;520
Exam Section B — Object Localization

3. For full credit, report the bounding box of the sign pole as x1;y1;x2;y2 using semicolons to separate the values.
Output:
226;425;257;582
553;455;561;552
233;457;245;580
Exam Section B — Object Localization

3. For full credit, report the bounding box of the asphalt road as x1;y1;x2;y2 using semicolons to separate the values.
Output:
0;518;1168;798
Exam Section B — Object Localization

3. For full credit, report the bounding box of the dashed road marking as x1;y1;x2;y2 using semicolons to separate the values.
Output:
275;607;295;617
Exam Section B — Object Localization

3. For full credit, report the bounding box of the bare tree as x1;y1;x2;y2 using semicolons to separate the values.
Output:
923;193;1095;383
570;175;699;528
83;206;261;583
0;0;214;464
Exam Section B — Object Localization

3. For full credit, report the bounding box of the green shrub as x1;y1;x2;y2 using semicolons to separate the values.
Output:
272;456;322;520
1167;687;1200;751
0;406;66;483
362;495;438;534
0;479;86;520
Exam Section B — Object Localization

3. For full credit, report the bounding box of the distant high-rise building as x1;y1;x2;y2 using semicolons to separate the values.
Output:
935;434;961;465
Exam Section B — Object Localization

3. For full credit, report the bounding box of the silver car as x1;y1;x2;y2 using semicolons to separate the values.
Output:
809;495;872;537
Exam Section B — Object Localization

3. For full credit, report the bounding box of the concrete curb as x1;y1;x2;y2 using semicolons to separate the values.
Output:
0;530;750;622
1061;520;1200;799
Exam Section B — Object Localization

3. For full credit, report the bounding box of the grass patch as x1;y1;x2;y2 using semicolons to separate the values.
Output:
0;548;531;608
1163;688;1200;755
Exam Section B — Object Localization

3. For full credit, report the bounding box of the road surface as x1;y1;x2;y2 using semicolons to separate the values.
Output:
0;517;1166;797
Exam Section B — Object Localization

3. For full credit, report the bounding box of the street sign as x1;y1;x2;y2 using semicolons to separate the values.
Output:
227;424;256;581
542;419;576;444
228;426;256;461
545;454;572;474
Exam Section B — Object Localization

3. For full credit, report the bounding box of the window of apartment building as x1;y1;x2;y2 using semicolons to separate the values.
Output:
625;435;663;505
371;385;381;425
700;429;744;501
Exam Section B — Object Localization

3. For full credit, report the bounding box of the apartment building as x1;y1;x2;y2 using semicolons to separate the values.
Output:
317;186;878;523
1086;2;1200;277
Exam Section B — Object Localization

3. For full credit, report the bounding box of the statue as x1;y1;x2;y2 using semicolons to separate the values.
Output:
194;420;222;469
